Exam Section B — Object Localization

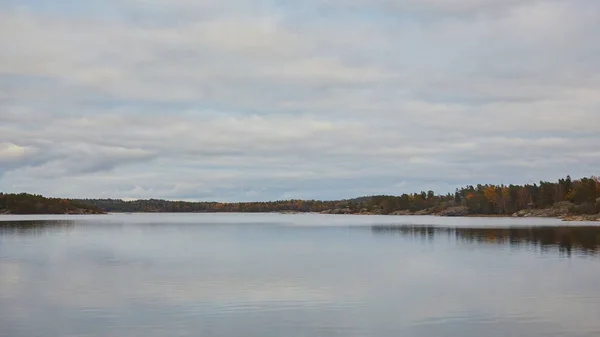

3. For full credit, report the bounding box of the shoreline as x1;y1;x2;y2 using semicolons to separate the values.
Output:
1;211;598;222
337;213;600;221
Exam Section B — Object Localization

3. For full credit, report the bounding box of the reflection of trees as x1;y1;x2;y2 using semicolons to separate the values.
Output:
372;225;600;257
0;221;75;236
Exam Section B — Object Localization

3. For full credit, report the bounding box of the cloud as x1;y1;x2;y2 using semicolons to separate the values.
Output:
0;143;37;164
0;0;599;200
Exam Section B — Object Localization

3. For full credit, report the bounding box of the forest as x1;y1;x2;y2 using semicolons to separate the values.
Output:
0;193;104;214
1;175;598;217
75;175;600;217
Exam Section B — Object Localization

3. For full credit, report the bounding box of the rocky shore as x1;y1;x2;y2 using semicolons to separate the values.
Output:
560;214;600;221
512;201;600;221
318;203;600;221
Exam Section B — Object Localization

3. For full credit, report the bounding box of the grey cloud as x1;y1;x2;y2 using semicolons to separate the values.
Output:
119;0;556;17
0;0;599;200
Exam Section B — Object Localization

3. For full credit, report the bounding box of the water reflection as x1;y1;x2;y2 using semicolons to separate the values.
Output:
372;225;600;257
2;215;600;337
0;220;75;236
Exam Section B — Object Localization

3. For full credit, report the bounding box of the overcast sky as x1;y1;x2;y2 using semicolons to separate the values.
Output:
1;0;599;201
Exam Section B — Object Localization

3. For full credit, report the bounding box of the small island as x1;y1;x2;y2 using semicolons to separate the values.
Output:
2;175;599;221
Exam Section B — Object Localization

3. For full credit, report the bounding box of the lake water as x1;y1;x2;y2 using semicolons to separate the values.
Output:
1;213;600;337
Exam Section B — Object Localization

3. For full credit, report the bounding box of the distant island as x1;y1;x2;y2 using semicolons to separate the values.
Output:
1;175;599;221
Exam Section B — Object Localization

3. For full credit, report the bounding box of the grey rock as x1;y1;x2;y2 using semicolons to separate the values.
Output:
438;206;469;217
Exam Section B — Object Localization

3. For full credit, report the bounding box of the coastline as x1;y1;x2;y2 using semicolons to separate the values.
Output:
2;211;597;222
340;212;600;221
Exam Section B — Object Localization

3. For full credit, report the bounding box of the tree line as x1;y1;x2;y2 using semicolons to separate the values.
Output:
366;175;600;215
76;175;600;216
0;193;104;214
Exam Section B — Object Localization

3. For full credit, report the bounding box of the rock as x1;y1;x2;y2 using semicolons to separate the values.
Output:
438;206;469;217
321;208;353;215
561;214;600;222
512;204;574;218
390;210;412;215
513;210;529;217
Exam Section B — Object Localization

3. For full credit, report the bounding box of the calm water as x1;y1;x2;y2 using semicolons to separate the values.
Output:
1;214;600;337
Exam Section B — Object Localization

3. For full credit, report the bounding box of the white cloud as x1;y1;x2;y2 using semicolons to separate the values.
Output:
0;143;38;165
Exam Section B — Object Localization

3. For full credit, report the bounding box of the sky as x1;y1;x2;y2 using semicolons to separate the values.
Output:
1;0;599;201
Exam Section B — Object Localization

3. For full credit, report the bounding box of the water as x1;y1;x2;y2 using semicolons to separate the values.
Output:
1;213;600;337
